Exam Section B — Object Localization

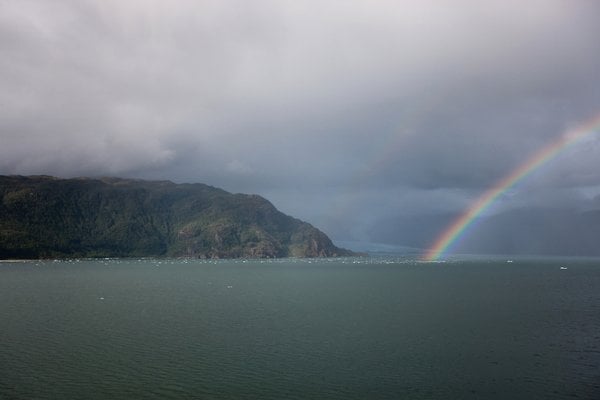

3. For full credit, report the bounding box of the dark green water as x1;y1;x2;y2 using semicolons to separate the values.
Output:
1;257;599;399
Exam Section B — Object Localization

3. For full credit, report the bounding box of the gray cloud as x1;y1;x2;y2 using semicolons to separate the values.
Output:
2;0;600;249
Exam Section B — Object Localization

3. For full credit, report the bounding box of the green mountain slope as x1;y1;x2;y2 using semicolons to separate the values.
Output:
0;175;353;259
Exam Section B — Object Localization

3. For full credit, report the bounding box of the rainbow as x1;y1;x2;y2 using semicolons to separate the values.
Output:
423;114;600;261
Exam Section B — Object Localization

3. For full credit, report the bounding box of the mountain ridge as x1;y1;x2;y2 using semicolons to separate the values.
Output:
0;175;354;259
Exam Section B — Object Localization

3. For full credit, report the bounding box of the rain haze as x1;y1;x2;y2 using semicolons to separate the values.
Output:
2;0;600;256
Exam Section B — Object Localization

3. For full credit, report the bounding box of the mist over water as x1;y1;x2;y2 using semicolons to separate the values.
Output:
1;258;599;399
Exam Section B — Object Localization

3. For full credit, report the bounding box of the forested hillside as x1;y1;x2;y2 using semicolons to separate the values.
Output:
0;176;352;259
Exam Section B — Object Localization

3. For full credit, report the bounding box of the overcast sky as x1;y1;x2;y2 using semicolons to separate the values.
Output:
2;0;600;249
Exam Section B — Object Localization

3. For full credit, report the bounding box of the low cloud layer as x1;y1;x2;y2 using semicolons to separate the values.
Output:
2;1;600;250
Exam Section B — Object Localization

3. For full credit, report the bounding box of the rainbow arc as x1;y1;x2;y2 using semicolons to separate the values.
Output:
423;114;600;261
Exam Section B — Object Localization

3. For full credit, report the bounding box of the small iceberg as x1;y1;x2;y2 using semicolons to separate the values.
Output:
506;260;514;263
560;266;568;270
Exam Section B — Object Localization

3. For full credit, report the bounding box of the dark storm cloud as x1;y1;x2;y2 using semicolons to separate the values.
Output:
2;0;600;245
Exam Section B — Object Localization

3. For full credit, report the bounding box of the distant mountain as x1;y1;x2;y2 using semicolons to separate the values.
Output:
334;240;423;257
454;207;600;256
367;213;456;250
0;175;354;259
368;207;600;257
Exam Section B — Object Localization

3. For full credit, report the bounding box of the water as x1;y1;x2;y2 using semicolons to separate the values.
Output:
1;257;599;399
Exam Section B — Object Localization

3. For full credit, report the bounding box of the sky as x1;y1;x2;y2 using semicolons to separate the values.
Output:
2;0;600;253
